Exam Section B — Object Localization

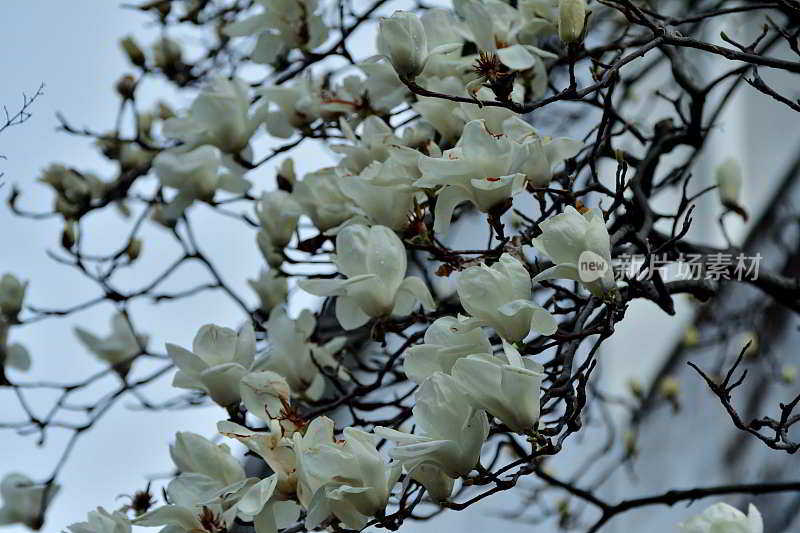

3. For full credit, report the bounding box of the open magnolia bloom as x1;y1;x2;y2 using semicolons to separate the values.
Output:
298;225;435;330
339;146;424;231
456;253;557;343
679;502;763;533
74;312;148;377
217;421;303;533
66;507;131;533
375;373;489;499
413;79;520;145
223;0;327;65
531;206;617;298
376;10;460;80
0;473;59;529
0;273;26;320
457;0;557;96
293;417;401;531
451;341;545;434
248;269;288;314
166;322;256;407
293;167;361;232
169;432;247;489
358;62;409;113
503;116;583;187
255;190;302;247
416;120;527;235
153;145;251;220
333;116;402;175
255;307;347;401
137;432;264;533
403;316;492;383
163;77;262;154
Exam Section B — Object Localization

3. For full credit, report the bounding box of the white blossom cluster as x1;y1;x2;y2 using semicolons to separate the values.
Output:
0;1;763;532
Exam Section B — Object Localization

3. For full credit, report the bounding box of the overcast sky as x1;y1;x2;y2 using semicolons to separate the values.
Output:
1;3;798;533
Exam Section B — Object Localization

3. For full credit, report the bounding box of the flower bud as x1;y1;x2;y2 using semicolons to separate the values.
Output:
683;325;699;346
127;239;142;262
378;11;427;79
152;37;182;71
120;36;146;67
623;430;638;458
627;378;644;400
276;158;296;192
658;376;681;412
156;101;174;120
115;74;137;100
716;158;748;219
559;0;587;44
0;274;27;320
61;221;77;250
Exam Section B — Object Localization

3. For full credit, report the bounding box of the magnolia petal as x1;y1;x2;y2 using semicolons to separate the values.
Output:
335;296;372;331
297;274;376;297
392;276;436;316
496;44;536;70
532;263;581;284
237;475;278;516
432;186;472;235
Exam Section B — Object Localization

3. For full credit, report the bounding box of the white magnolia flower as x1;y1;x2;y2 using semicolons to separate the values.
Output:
416;120;527;235
531;206;617;297
248;269;288;314
412;80;518;145
334;116;401;175
294;421;401;530
218;419;298;498
358;62;409;113
238;370;295;430
169;431;247;490
255;191;303;247
559;0;587;43
167;323;256;407
67;507;131;533
452;342;544;433
679;502;763;533
403;316;492;383
339;147;423;231
256;76;328;139
0;274;27;320
0;473;59;529
255;307;347;401
459;0;556;95
154;432;283;533
503;116;583;186
153;145;250;219
135;439;260;533
375;373;489;498
298;225;435;330
223;0;328;65
377;11;460;80
457;253;557;343
74;312;148;376
293;167;360;232
163;77;261;154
